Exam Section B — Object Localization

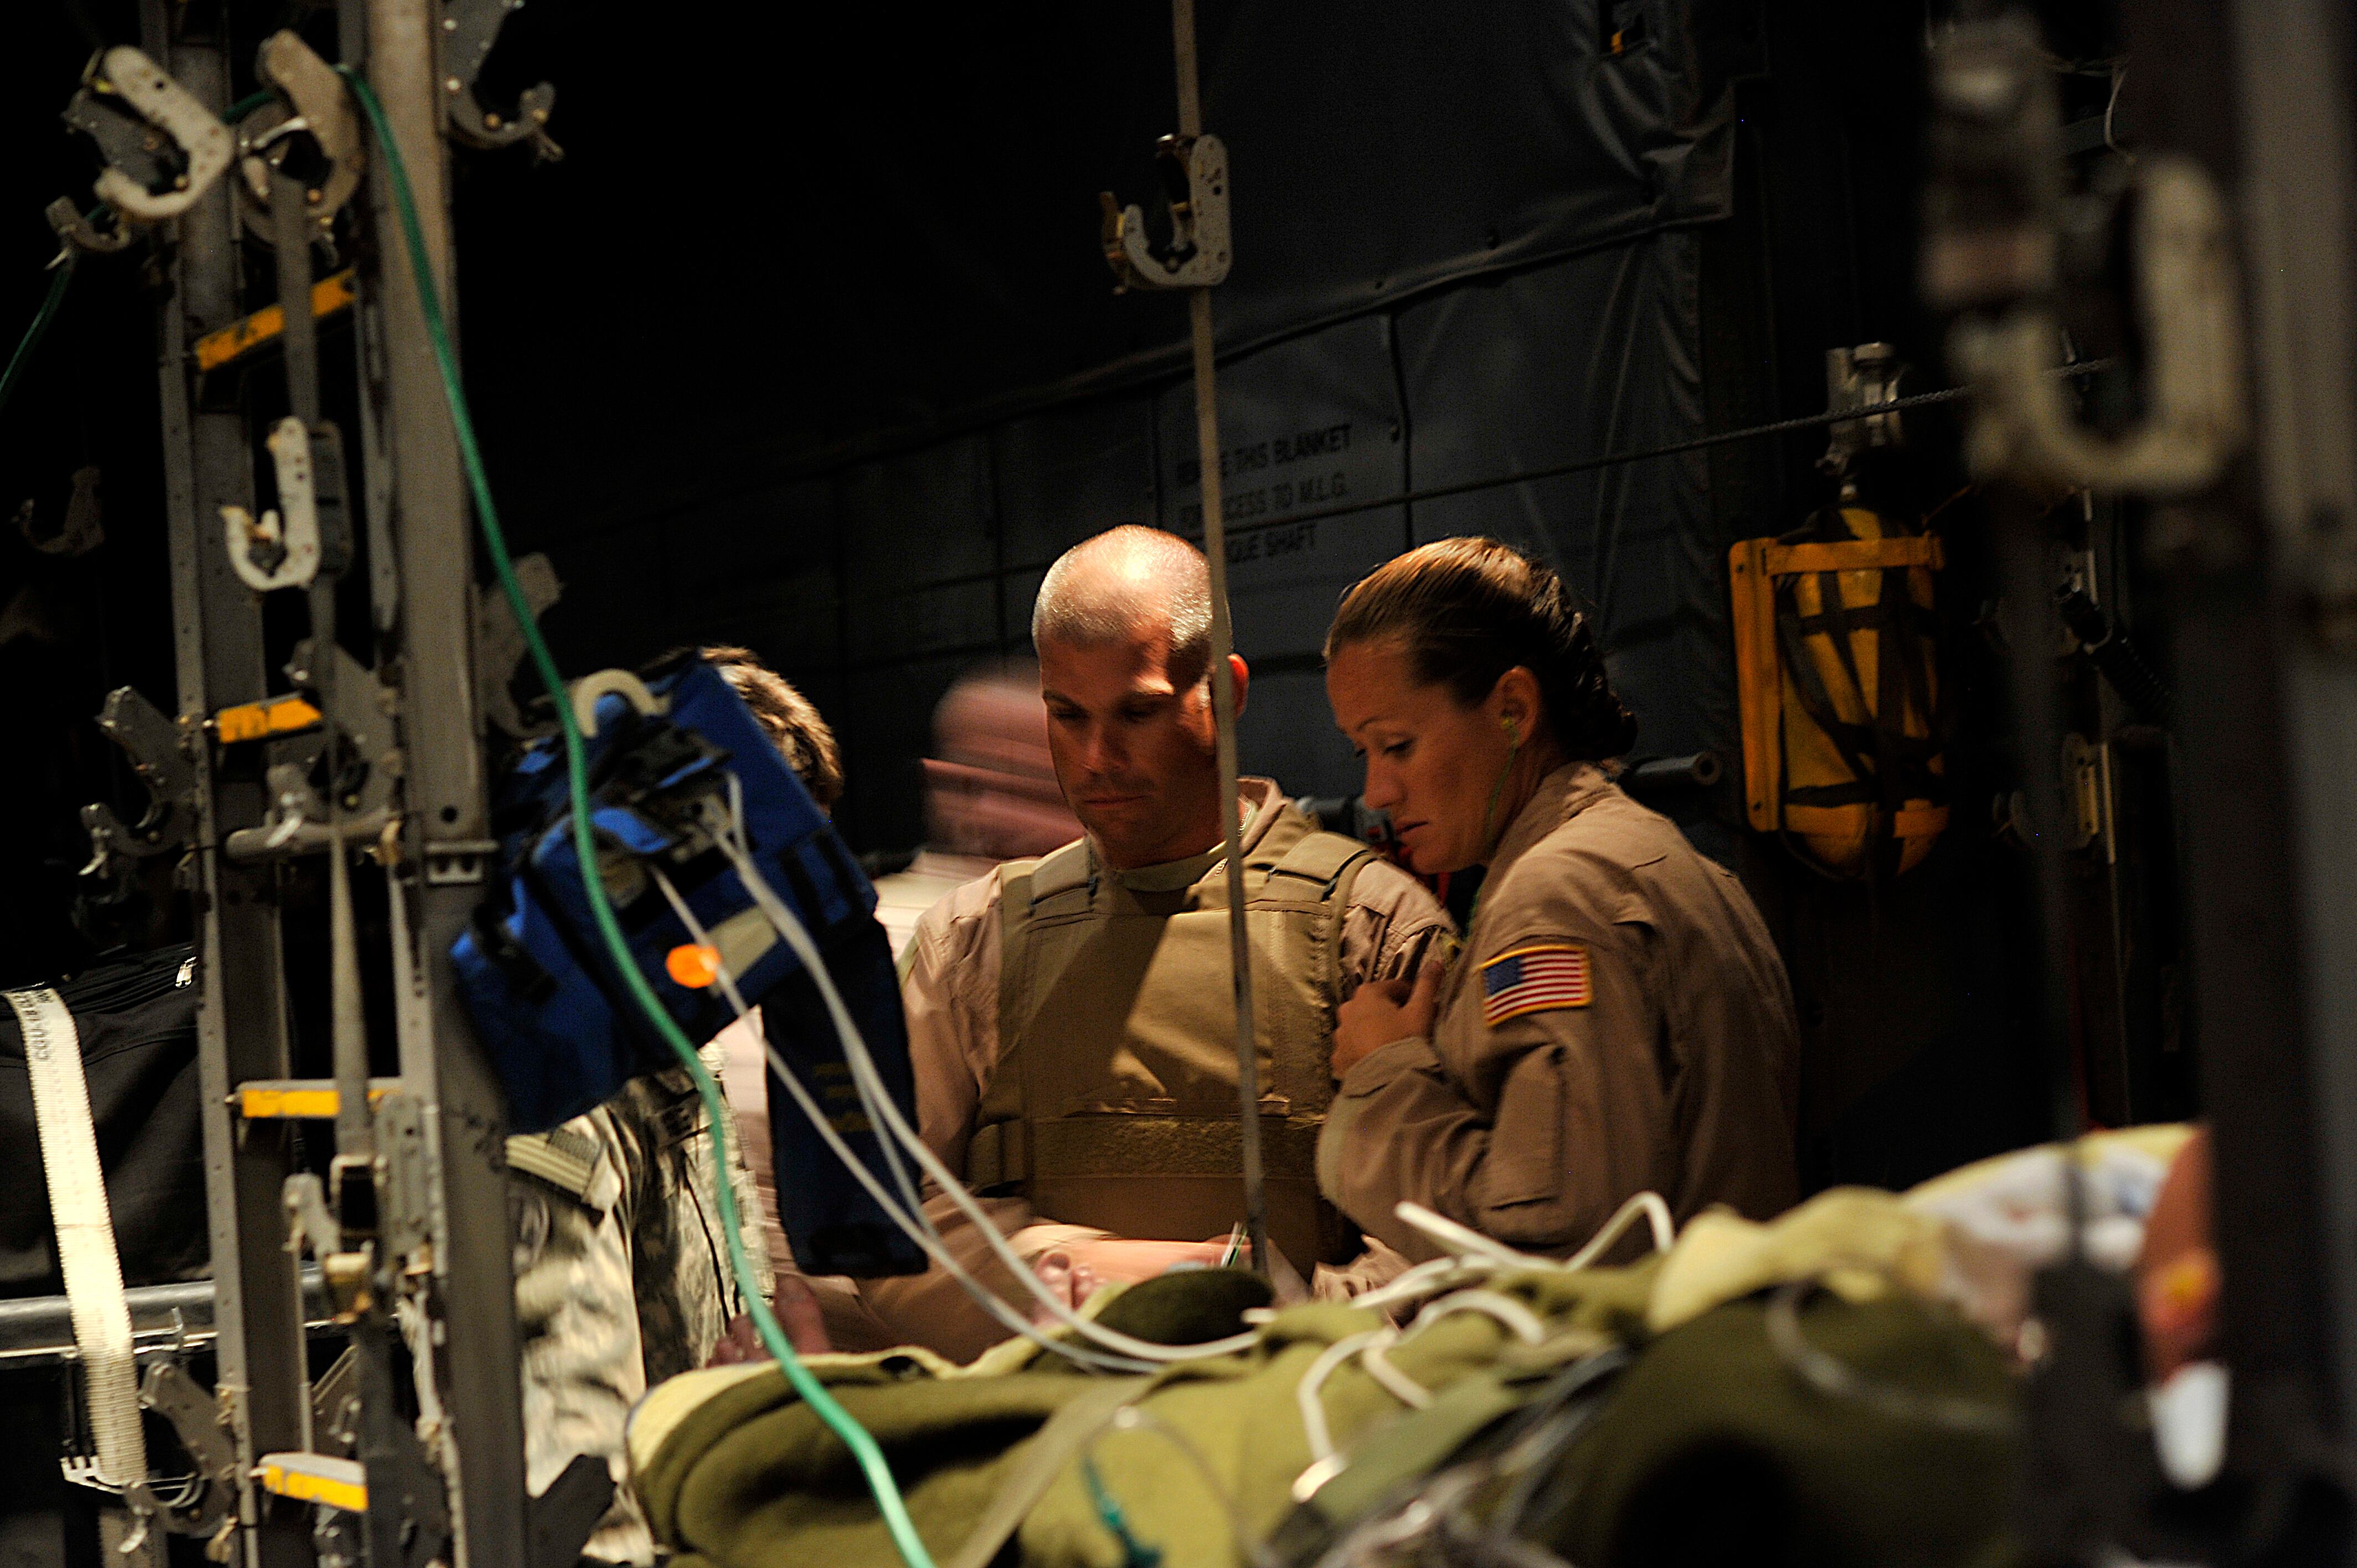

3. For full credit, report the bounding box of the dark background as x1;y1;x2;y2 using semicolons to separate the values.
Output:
0;0;2165;1206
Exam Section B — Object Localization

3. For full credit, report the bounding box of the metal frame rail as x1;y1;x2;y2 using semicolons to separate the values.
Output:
2165;0;2357;1550
1098;0;1264;1272
1927;2;2357;1559
145;4;319;1561
128;0;529;1561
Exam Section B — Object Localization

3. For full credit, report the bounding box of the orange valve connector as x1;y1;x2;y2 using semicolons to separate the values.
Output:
665;942;723;989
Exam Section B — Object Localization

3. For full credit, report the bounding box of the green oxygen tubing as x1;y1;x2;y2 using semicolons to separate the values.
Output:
1;254;76;421
334;67;941;1568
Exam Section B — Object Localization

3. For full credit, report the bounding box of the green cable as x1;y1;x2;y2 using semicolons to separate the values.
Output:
1;257;77;421
333;66;941;1568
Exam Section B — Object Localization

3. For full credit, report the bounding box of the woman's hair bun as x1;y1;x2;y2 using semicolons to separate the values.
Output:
1325;537;1638;761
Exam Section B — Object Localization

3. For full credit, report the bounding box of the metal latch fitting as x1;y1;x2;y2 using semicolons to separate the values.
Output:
1100;133;1231;292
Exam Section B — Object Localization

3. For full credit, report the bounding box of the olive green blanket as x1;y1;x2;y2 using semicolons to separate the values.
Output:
629;1191;2019;1568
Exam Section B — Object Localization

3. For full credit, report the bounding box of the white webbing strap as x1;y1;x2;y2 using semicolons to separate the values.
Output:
6;986;148;1492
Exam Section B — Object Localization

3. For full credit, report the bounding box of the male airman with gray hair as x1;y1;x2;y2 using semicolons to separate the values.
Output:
861;526;1454;1360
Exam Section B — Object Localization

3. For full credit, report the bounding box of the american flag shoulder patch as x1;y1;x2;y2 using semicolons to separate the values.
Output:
1480;943;1592;1026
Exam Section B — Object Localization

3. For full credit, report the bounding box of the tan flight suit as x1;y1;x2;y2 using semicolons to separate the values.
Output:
867;779;1453;1361
1319;763;1799;1264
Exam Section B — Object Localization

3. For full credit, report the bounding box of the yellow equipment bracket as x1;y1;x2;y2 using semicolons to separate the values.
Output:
256;1452;367;1513
1727;530;1948;833
193;269;358;374
214;695;321;744
237;1079;395;1120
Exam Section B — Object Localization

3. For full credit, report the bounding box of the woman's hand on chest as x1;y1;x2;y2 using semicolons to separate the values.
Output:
1332;961;1446;1079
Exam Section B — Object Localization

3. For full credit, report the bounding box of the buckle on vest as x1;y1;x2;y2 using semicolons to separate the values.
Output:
965;1120;1029;1192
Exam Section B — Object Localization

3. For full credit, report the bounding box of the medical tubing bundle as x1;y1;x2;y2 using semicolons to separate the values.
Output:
649;812;929;1230
1;254;76;420
336;68;940;1568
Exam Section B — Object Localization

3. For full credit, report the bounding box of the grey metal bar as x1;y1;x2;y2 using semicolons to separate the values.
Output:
1169;0;1269;1278
224;809;394;862
2122;0;2357;1542
1621;752;1724;795
141;4;316;1561
2227;0;2357;1437
356;0;530;1558
0;1270;336;1369
270;166;374;1194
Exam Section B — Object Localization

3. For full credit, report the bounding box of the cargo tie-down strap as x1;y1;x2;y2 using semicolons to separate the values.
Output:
5;986;155;1545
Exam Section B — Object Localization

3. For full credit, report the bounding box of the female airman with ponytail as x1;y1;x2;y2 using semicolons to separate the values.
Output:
1319;538;1799;1261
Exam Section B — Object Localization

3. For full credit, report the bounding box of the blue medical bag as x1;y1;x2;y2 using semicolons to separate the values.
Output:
452;657;924;1277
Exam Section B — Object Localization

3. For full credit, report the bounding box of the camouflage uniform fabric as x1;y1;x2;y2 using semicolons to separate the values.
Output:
512;1039;773;1564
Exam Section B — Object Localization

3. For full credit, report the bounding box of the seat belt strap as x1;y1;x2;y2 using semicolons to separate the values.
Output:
6;986;149;1493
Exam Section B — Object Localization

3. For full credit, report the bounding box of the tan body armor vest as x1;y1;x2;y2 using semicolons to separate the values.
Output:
963;804;1375;1267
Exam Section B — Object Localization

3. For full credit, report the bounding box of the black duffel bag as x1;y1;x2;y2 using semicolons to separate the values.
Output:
0;943;207;1298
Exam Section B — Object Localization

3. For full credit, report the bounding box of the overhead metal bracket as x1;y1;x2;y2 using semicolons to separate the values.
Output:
43;197;132;256
17;465;106;558
1099;133;1231;292
421;839;497;885
284;636;403;822
137;1361;239;1539
57;1355;245;1551
281;1174;371;1321
1950;158;2246;497
373;1091;435;1261
1924;17;2246;498
79;687;197;879
440;0;560;155
224;417;352;593
476;551;562;736
1819;343;1907;482
288;639;395;764
222;417;320;594
60;48;233;225
235;32;368;247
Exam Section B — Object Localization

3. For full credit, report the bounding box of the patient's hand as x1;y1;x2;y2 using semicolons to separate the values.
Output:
706;1274;832;1364
1068;1237;1231;1281
1028;1237;1231;1320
